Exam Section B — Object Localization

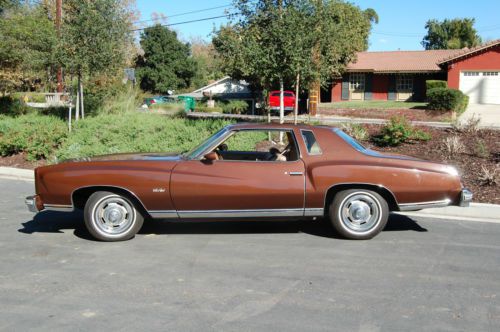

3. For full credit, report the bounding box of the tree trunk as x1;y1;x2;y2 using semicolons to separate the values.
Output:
294;72;300;125
68;104;72;132
279;78;284;124
75;79;80;121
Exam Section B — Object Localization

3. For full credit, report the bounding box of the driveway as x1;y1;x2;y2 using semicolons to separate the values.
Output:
1;178;500;331
459;103;500;128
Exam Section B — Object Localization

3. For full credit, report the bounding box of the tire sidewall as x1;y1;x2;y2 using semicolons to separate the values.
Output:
84;191;144;241
329;189;389;240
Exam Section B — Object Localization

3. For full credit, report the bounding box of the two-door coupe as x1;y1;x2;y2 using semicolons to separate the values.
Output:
25;123;472;241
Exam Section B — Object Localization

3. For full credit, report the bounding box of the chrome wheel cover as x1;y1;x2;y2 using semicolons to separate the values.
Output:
92;195;135;236
338;192;382;234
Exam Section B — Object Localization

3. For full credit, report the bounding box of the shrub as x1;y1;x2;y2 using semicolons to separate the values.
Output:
340;123;368;141
478;165;498;186
195;106;224;113
222;100;249;114
0;114;67;160
452;113;481;134
0;95;31;116
426;80;447;91
373;116;431;146
443;136;465;158
55;113;234;161
427;88;468;114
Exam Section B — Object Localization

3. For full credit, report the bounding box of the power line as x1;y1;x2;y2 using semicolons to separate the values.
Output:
131;14;233;32
133;4;233;24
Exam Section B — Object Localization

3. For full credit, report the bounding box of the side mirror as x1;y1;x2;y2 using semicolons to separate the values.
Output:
203;151;218;162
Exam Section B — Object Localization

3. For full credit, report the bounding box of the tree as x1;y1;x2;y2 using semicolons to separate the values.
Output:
422;18;481;50
0;3;57;93
212;0;376;121
190;37;224;89
135;25;197;94
58;0;134;118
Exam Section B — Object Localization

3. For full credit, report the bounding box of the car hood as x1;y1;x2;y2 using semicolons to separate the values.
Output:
64;152;183;163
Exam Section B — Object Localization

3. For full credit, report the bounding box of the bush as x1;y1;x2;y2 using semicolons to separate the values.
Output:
427;88;468;114
222;100;249;114
426;80;447;91
0;114;67;160
0;95;32;116
373;116;431;146
194;106;224;113
340;123;368;141
55;113;234;161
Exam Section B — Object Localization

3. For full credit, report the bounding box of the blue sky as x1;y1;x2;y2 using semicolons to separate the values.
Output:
135;0;500;51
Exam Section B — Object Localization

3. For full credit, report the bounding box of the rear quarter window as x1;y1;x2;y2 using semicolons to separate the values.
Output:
301;130;322;155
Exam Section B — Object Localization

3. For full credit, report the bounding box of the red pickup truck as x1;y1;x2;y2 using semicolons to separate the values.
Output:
268;90;296;113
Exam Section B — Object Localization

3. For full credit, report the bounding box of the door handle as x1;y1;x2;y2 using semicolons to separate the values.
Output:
288;172;303;176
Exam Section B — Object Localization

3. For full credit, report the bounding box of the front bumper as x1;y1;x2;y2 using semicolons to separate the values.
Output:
25;195;43;213
459;188;473;207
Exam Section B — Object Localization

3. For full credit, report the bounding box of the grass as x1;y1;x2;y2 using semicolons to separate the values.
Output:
319;100;428;110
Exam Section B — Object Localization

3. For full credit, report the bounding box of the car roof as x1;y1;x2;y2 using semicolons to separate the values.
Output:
226;122;331;131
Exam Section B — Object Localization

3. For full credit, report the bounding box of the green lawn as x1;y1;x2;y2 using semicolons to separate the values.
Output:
319;100;428;110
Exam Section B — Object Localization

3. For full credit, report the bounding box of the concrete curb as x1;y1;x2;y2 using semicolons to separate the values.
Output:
0;167;34;182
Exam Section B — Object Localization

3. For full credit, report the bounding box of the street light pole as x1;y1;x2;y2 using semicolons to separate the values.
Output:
56;0;63;93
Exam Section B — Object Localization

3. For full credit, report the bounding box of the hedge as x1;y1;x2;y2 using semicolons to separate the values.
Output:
427;88;468;114
426;80;447;91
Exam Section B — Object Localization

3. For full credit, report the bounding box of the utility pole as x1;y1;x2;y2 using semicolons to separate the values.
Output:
56;0;63;93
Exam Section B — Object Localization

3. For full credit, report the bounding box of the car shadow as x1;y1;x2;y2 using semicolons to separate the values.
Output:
19;211;427;241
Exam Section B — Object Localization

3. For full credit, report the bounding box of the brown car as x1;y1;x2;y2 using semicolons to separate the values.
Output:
25;123;472;241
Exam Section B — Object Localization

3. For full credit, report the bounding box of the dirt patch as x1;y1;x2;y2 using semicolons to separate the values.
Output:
318;108;453;122
0;152;46;169
363;125;499;204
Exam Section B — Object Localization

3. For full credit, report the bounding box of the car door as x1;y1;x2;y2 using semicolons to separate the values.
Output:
170;129;306;218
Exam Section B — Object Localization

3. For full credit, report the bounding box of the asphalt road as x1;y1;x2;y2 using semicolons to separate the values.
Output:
1;178;499;331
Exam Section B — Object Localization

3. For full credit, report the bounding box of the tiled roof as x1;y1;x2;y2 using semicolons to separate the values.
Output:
437;39;500;64
347;49;464;73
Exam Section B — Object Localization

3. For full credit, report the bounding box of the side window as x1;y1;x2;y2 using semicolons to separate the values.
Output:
301;130;322;155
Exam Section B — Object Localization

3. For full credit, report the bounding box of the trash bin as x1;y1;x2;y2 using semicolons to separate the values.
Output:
178;96;196;112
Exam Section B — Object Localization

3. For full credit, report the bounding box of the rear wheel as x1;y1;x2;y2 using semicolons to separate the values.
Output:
84;191;144;241
329;189;388;240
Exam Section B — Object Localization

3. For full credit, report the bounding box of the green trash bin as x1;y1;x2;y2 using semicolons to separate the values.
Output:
178;96;196;112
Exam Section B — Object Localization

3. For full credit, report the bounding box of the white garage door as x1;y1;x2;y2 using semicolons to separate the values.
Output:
459;71;500;104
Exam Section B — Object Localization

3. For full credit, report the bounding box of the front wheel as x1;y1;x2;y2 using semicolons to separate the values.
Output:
84;191;144;241
329;189;389;240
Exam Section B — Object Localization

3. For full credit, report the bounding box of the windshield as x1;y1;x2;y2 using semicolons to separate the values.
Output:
333;128;367;152
184;127;229;159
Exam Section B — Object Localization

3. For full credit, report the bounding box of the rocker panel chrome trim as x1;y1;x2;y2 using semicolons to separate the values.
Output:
148;210;179;218
398;199;451;211
43;204;74;212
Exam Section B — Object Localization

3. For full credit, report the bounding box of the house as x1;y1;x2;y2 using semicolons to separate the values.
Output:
325;39;500;105
183;76;260;113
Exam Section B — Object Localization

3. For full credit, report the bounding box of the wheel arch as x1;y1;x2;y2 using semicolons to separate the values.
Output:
324;183;399;212
72;186;149;217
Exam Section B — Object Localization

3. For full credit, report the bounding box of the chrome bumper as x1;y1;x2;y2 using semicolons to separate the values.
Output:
459;189;473;207
25;195;39;213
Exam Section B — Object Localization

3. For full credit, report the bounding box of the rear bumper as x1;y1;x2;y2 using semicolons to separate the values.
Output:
270;106;294;111
459;188;473;207
25;195;43;213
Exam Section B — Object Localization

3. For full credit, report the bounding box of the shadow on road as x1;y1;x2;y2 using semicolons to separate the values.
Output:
19;211;427;240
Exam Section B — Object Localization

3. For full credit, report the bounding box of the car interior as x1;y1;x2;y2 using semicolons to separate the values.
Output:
211;130;299;162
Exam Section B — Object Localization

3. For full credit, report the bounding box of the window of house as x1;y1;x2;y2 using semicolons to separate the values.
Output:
301;130;322;155
483;72;499;76
463;72;480;76
349;73;365;91
396;75;413;91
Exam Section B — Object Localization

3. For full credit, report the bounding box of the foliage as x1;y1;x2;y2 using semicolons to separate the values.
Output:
475;139;489;159
190;37;224;89
426;80;447;91
58;0;134;79
340;123;368;141
0;3;57;92
478;165;498;186
373;116;431;146
82;81;140;116
135;24;197;94
212;0;377;95
222;100;249;114
422;18;481;50
0;95;31;116
195;105;224;113
427;87;468;114
0;113;67;160
55;114;234;160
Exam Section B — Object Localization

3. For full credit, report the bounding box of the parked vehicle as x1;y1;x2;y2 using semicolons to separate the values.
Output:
268;90;296;113
143;95;176;107
26;123;472;241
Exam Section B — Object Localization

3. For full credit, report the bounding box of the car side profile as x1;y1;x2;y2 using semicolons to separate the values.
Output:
26;123;472;241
